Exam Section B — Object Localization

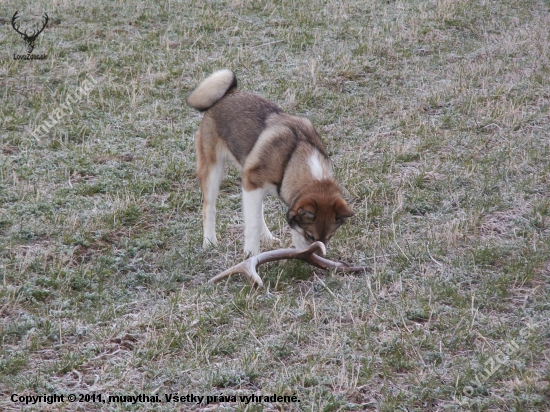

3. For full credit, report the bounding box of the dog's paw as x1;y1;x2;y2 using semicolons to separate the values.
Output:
261;233;280;244
202;237;218;248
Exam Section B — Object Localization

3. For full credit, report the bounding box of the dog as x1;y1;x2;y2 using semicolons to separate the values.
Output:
187;69;353;255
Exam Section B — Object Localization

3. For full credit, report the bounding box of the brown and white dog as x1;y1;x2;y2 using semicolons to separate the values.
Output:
187;69;353;255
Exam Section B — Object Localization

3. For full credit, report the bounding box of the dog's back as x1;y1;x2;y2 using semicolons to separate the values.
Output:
205;92;282;165
187;71;325;167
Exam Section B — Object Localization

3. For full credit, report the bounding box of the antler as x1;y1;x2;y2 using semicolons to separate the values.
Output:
11;11;48;53
210;241;369;287
32;13;49;39
11;11;25;37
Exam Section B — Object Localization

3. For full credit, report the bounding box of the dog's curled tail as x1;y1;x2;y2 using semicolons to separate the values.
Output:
186;69;237;111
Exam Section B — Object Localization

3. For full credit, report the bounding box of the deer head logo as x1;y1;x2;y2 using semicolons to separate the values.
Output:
11;11;49;54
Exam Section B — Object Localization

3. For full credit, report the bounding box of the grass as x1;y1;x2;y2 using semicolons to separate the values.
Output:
1;0;549;410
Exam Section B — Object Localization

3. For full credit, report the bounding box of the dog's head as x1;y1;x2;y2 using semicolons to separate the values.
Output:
286;183;353;254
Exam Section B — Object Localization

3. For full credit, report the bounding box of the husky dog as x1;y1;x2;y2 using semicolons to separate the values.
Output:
187;69;353;255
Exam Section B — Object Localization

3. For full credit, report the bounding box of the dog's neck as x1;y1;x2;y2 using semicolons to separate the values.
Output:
279;148;334;207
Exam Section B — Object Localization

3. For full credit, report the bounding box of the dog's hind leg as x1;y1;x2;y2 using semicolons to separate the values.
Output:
202;161;225;248
196;129;226;248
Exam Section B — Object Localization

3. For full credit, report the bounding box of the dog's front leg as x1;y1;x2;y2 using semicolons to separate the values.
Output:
242;188;265;255
260;202;277;243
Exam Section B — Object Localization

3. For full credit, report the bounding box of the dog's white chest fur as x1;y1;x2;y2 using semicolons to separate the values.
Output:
308;152;329;180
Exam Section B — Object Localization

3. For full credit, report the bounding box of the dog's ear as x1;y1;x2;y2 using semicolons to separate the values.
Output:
334;198;354;223
287;201;317;224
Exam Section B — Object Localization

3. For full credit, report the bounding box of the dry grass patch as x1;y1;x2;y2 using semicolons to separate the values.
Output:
1;0;549;410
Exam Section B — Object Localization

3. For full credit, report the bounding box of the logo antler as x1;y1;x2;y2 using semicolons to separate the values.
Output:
11;11;49;54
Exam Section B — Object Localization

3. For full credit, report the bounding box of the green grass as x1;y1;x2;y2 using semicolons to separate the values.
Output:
1;0;549;410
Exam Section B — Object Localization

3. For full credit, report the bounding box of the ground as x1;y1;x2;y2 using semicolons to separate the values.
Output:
1;0;549;410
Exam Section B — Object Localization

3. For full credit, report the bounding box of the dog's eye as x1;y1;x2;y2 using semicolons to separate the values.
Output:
305;233;315;241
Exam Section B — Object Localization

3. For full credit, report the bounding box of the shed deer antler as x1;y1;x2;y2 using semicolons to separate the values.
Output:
210;241;369;287
11;11;49;54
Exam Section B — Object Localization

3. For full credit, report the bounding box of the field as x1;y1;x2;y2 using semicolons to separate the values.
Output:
1;0;549;410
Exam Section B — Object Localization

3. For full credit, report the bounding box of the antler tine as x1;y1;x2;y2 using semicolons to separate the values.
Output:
209;256;264;287
34;13;49;37
11;11;23;34
210;242;368;287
